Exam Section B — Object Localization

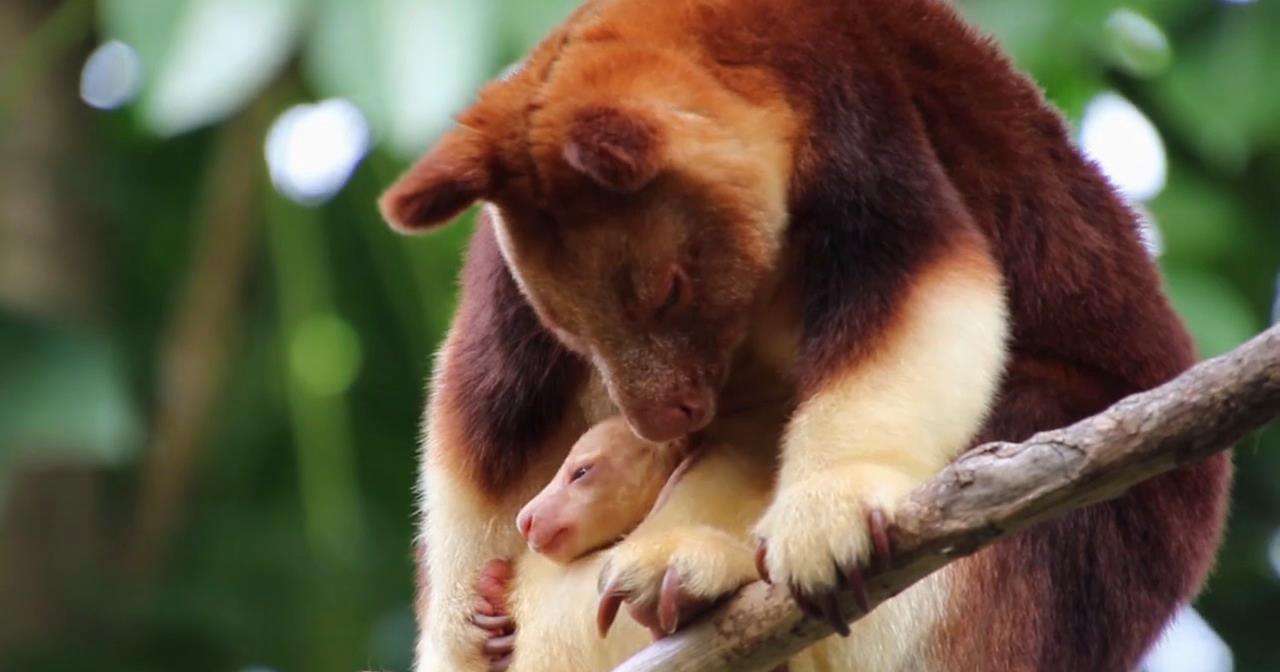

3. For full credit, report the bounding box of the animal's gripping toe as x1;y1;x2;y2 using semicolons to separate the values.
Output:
755;481;896;637
472;559;516;671
471;612;514;631
596;526;756;639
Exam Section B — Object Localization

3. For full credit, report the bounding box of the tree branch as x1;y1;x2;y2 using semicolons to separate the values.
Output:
614;323;1280;672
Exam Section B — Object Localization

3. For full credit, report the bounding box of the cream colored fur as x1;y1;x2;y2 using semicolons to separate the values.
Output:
509;553;651;671
414;328;598;671
754;249;1009;671
414;429;561;670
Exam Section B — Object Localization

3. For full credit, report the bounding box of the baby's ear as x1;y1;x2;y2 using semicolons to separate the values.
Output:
379;127;493;234
563;106;665;193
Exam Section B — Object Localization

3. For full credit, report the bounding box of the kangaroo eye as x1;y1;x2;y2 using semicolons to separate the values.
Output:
652;265;688;321
570;464;593;483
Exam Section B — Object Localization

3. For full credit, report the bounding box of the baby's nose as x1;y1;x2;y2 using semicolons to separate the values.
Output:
516;508;535;539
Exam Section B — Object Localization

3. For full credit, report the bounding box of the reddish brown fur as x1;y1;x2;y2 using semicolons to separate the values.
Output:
431;216;587;496
382;130;494;233
389;1;1231;670
702;3;1230;665
562;106;665;193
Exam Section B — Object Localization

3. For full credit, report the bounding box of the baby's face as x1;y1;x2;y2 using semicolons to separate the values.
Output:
516;417;680;564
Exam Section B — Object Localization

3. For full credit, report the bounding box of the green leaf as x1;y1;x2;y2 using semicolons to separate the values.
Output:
0;323;141;467
307;0;498;158
1163;266;1260;357
305;0;390;137
381;0;497;156
99;0;306;136
1149;168;1247;265
97;0;190;71
496;0;581;58
1150;3;1280;172
1103;8;1172;78
962;0;1112;75
961;0;1058;67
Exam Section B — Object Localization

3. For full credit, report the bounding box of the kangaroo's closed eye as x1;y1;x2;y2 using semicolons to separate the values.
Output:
654;266;684;320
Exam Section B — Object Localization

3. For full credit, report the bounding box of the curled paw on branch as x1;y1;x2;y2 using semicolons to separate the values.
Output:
612;323;1280;672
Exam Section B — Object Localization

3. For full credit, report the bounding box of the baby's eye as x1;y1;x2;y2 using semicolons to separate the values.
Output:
570;464;593;483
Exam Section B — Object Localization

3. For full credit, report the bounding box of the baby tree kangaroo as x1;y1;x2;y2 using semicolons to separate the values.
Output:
517;417;688;565
473;417;692;669
483;417;813;671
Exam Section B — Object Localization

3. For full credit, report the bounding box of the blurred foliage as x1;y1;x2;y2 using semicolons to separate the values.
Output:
98;0;579;153
0;1;1277;671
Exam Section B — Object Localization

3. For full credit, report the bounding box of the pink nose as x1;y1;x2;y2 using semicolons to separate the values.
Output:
634;393;713;442
516;509;534;539
678;396;710;428
518;509;570;554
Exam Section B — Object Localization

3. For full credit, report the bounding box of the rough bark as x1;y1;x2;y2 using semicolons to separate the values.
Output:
614;323;1280;672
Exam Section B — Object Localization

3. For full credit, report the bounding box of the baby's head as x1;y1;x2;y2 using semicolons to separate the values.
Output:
516;416;685;564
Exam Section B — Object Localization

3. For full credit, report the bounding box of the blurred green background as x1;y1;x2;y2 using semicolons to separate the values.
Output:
0;1;1276;671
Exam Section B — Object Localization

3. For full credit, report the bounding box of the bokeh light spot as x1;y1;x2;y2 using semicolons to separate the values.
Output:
1081;92;1168;203
289;312;363;397
1140;606;1233;672
1104;9;1172;78
80;40;143;110
266;99;372;205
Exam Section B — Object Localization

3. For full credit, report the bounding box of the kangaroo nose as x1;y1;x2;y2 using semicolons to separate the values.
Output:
631;390;715;442
677;396;709;428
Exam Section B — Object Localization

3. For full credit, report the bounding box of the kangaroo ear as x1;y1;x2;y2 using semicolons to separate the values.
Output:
380;128;492;234
563;106;664;193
